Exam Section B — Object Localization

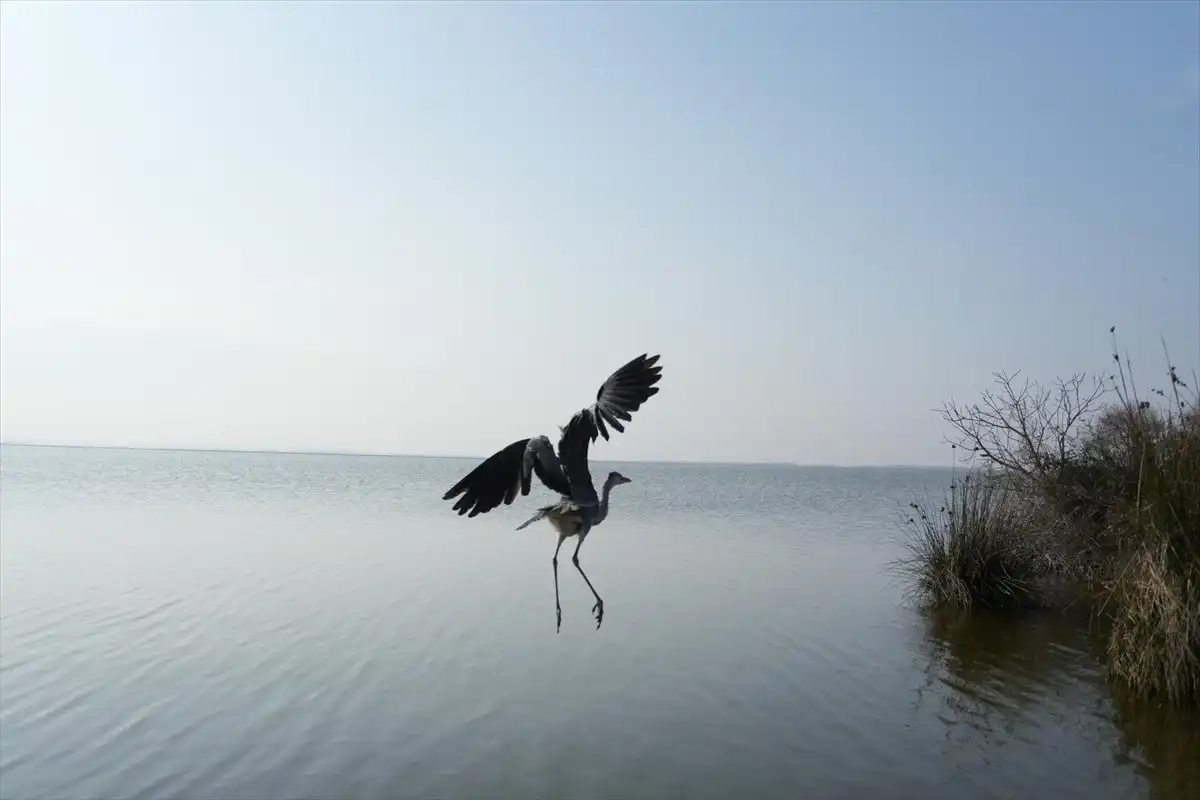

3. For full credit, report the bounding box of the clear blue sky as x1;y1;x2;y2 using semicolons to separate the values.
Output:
1;1;1197;465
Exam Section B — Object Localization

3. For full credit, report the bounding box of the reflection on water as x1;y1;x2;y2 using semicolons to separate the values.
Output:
913;608;1198;799
1110;688;1200;798
916;609;1108;737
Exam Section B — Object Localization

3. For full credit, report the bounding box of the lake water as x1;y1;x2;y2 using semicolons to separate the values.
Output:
1;444;1196;799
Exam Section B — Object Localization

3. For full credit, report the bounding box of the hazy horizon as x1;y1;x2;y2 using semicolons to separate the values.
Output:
2;2;1197;466
0;440;949;469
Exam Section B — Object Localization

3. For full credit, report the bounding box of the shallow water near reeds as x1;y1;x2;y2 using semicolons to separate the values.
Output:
1;444;1196;799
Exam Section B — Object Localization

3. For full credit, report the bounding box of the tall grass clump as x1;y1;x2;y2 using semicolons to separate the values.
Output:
893;471;1046;610
1101;342;1200;704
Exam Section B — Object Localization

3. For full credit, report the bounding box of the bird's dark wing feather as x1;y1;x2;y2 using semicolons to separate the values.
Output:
557;414;599;506
557;353;663;505
589;353;663;441
531;455;572;498
442;438;532;517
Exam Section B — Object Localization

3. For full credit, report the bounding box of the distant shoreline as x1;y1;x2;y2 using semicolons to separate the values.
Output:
0;441;950;470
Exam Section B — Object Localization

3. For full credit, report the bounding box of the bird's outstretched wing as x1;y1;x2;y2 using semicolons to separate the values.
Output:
442;436;572;517
442;438;531;517
557;353;663;506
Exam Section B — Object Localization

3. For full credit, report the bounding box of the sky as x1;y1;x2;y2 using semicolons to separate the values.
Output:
1;1;1197;466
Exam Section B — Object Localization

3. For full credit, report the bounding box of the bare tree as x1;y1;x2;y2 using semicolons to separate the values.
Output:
939;371;1107;486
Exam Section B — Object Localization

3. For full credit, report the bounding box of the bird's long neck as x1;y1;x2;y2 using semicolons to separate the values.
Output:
595;478;617;524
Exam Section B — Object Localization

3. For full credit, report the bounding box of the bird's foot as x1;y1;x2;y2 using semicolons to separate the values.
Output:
592;599;604;630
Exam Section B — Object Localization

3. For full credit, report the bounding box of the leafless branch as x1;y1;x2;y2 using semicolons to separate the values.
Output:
939;371;1107;487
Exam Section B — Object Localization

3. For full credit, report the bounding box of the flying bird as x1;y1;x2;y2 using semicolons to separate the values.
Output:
442;353;664;631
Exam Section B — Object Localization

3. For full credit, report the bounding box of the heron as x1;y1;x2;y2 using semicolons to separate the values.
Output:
441;353;663;631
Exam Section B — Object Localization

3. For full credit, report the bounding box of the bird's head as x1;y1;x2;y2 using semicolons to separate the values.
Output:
606;470;633;488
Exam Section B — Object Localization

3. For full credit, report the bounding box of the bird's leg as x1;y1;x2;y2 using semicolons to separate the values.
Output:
552;534;565;633
571;533;604;630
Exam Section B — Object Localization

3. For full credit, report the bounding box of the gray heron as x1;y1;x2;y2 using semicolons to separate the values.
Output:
442;353;663;631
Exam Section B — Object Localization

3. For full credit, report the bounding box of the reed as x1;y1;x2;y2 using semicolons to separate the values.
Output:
893;472;1048;610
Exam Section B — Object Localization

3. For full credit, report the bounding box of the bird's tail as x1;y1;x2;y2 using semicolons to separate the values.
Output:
514;508;549;531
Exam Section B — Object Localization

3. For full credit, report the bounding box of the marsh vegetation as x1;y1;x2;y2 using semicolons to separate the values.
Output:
894;331;1200;705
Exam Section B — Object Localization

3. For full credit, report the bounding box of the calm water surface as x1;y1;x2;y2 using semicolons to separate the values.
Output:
1;445;1196;799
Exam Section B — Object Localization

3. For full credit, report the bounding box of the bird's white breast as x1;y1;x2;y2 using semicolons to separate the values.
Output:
548;512;582;538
